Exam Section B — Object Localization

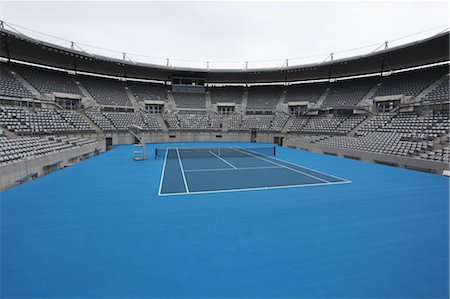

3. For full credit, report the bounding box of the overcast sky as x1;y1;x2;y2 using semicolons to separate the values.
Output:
0;1;448;68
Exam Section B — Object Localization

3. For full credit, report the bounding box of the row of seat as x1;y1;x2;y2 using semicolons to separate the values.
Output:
1;63;448;109
0;135;96;165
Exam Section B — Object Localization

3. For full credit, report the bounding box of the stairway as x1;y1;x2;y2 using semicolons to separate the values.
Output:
165;91;177;112
356;81;383;109
11;71;42;99
74;79;97;107
416;73;449;101
78;110;104;134
312;88;330;108
156;114;169;132
240;91;248;113
205;92;213;112
275;91;288;113
222;115;228;133
347;114;374;137
281;115;294;133
125;87;143;110
0;126;18;138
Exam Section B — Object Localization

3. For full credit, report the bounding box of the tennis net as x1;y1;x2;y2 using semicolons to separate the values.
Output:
155;146;276;159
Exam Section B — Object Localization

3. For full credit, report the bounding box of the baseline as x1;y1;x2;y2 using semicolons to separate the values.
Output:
184;166;283;172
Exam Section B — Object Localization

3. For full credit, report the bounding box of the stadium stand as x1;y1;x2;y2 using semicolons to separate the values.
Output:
423;77;449;103
0;60;448;180
420;145;450;163
374;67;445;98
227;114;242;131
246;86;283;110
173;92;206;109
284;83;327;103
85;111;161;131
298;111;450;158
162;113;180;129
313;132;433;157
0;135;96;165
209;86;244;103
0;64;34;99
0;106;94;134
240;115;273;131
15;65;82;95
271;113;289;131
79;76;132;106
127;81;168;102
321;77;377;108
85;111;115;131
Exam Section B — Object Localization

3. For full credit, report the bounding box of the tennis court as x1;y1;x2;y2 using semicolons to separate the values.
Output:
158;146;350;195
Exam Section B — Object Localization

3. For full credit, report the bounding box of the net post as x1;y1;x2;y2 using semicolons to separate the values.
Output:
154;148;157;159
273;146;276;156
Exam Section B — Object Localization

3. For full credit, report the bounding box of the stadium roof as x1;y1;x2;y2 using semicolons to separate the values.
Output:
0;26;448;84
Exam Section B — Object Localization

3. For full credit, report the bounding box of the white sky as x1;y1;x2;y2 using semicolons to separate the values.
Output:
0;1;449;68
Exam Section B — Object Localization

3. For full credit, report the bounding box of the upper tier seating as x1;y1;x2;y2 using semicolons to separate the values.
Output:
0;106;94;134
246;86;283;110
127;82;168;102
79;76;132;106
0;64;34;98
374;67;445;98
284;83;327;103
423;77;449;103
209;87;244;103
0;136;95;165
321;78;377;108
172;93;206;109
15;65;82;95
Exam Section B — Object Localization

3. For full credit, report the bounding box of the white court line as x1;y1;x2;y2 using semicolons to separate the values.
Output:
232;147;332;184
261;151;351;183
157;148;169;196
208;150;238;169
235;146;351;183
158;180;350;197
176;148;190;193
184;166;283;172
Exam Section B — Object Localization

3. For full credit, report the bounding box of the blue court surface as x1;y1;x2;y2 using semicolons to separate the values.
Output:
158;146;350;195
1;142;449;298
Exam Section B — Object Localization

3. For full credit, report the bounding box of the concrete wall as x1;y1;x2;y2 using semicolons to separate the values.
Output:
0;140;106;191
104;131;281;145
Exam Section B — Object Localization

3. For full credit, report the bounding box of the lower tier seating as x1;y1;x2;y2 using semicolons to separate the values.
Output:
0;106;94;134
0;136;96;165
